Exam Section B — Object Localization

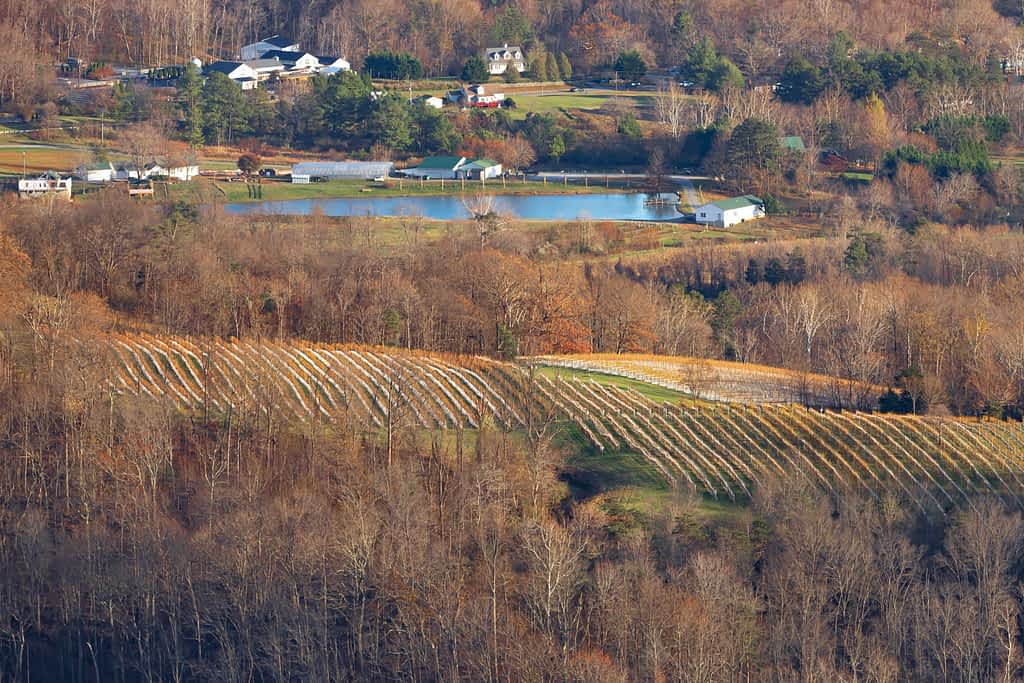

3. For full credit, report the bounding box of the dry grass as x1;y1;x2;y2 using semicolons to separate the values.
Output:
527;353;885;408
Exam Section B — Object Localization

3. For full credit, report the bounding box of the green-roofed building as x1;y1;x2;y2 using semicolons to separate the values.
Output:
463;158;503;179
402;156;468;179
695;194;765;228
779;136;806;152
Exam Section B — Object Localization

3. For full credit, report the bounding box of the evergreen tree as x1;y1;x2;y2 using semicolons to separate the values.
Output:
764;258;786;285
786;248;807;284
176;64;204;147
707;57;744;91
491;6;533;44
681;37;719;88
558;53;572;80
201;72;252;145
545;53;560;82
413;105;461;153
745;258;762;285
461;56;490;83
776;56;826;104
315;71;372;138
615;50;647;80
528;48;549;81
726;118;781;172
366;95;412;151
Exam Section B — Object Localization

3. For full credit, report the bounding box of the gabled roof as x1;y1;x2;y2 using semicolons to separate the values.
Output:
415;156;466;170
485;45;523;59
259;49;312;63
466;159;499;168
706;195;763;211
779;136;806;151
259;35;297;48
206;61;245;75
245;58;286;70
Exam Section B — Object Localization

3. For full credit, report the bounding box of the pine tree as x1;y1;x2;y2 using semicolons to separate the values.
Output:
558;53;572;80
177;64;204;147
545;53;560;82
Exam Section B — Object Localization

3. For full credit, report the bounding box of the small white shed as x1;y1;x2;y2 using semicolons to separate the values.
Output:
695;195;765;228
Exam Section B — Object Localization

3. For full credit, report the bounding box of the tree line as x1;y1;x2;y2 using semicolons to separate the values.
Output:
5;188;1024;418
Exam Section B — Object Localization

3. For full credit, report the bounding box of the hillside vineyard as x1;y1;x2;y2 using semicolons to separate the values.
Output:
111;333;1024;510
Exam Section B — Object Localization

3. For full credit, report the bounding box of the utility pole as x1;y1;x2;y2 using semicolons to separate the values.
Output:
22;151;26;178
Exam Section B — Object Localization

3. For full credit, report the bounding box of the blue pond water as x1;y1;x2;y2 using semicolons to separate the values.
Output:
223;192;682;221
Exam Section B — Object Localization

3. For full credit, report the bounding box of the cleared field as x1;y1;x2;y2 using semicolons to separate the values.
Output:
107;332;1024;510
508;91;654;119
0;144;87;175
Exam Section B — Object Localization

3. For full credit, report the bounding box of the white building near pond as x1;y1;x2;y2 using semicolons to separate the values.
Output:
695;195;765;228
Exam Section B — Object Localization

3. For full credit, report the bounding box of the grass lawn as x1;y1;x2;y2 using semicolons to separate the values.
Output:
508;92;654;119
557;422;752;524
533;365;690;404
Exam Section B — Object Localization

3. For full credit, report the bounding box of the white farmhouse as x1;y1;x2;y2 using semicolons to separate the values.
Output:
241;35;299;61
317;56;351;74
695;195;765;228
205;61;259;89
484;43;526;75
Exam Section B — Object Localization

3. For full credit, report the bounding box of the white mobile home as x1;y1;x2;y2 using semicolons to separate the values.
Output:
19;173;72;200
76;162;116;183
695;195;765;228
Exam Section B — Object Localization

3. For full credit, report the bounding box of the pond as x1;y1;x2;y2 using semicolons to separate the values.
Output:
222;192;683;222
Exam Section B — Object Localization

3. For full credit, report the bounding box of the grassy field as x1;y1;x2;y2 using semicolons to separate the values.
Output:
508;91;654;119
533;365;690;404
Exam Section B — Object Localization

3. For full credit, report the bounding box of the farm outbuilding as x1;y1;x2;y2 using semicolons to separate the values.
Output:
695;195;765;228
401;156;468;180
290;161;394;182
463;159;502;179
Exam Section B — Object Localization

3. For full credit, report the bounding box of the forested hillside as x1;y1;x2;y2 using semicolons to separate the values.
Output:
1;0;1021;74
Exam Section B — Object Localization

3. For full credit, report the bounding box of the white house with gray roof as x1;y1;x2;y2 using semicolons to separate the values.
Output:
485;44;526;75
695;195;765;228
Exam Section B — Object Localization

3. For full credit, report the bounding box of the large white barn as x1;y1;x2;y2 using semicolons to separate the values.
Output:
695;195;765;228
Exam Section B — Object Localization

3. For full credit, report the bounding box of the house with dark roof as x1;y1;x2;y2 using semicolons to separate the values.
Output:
241;35;299;61
204;61;259;89
259;50;320;71
695;195;765;228
484;43;526;75
316;56;351;73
